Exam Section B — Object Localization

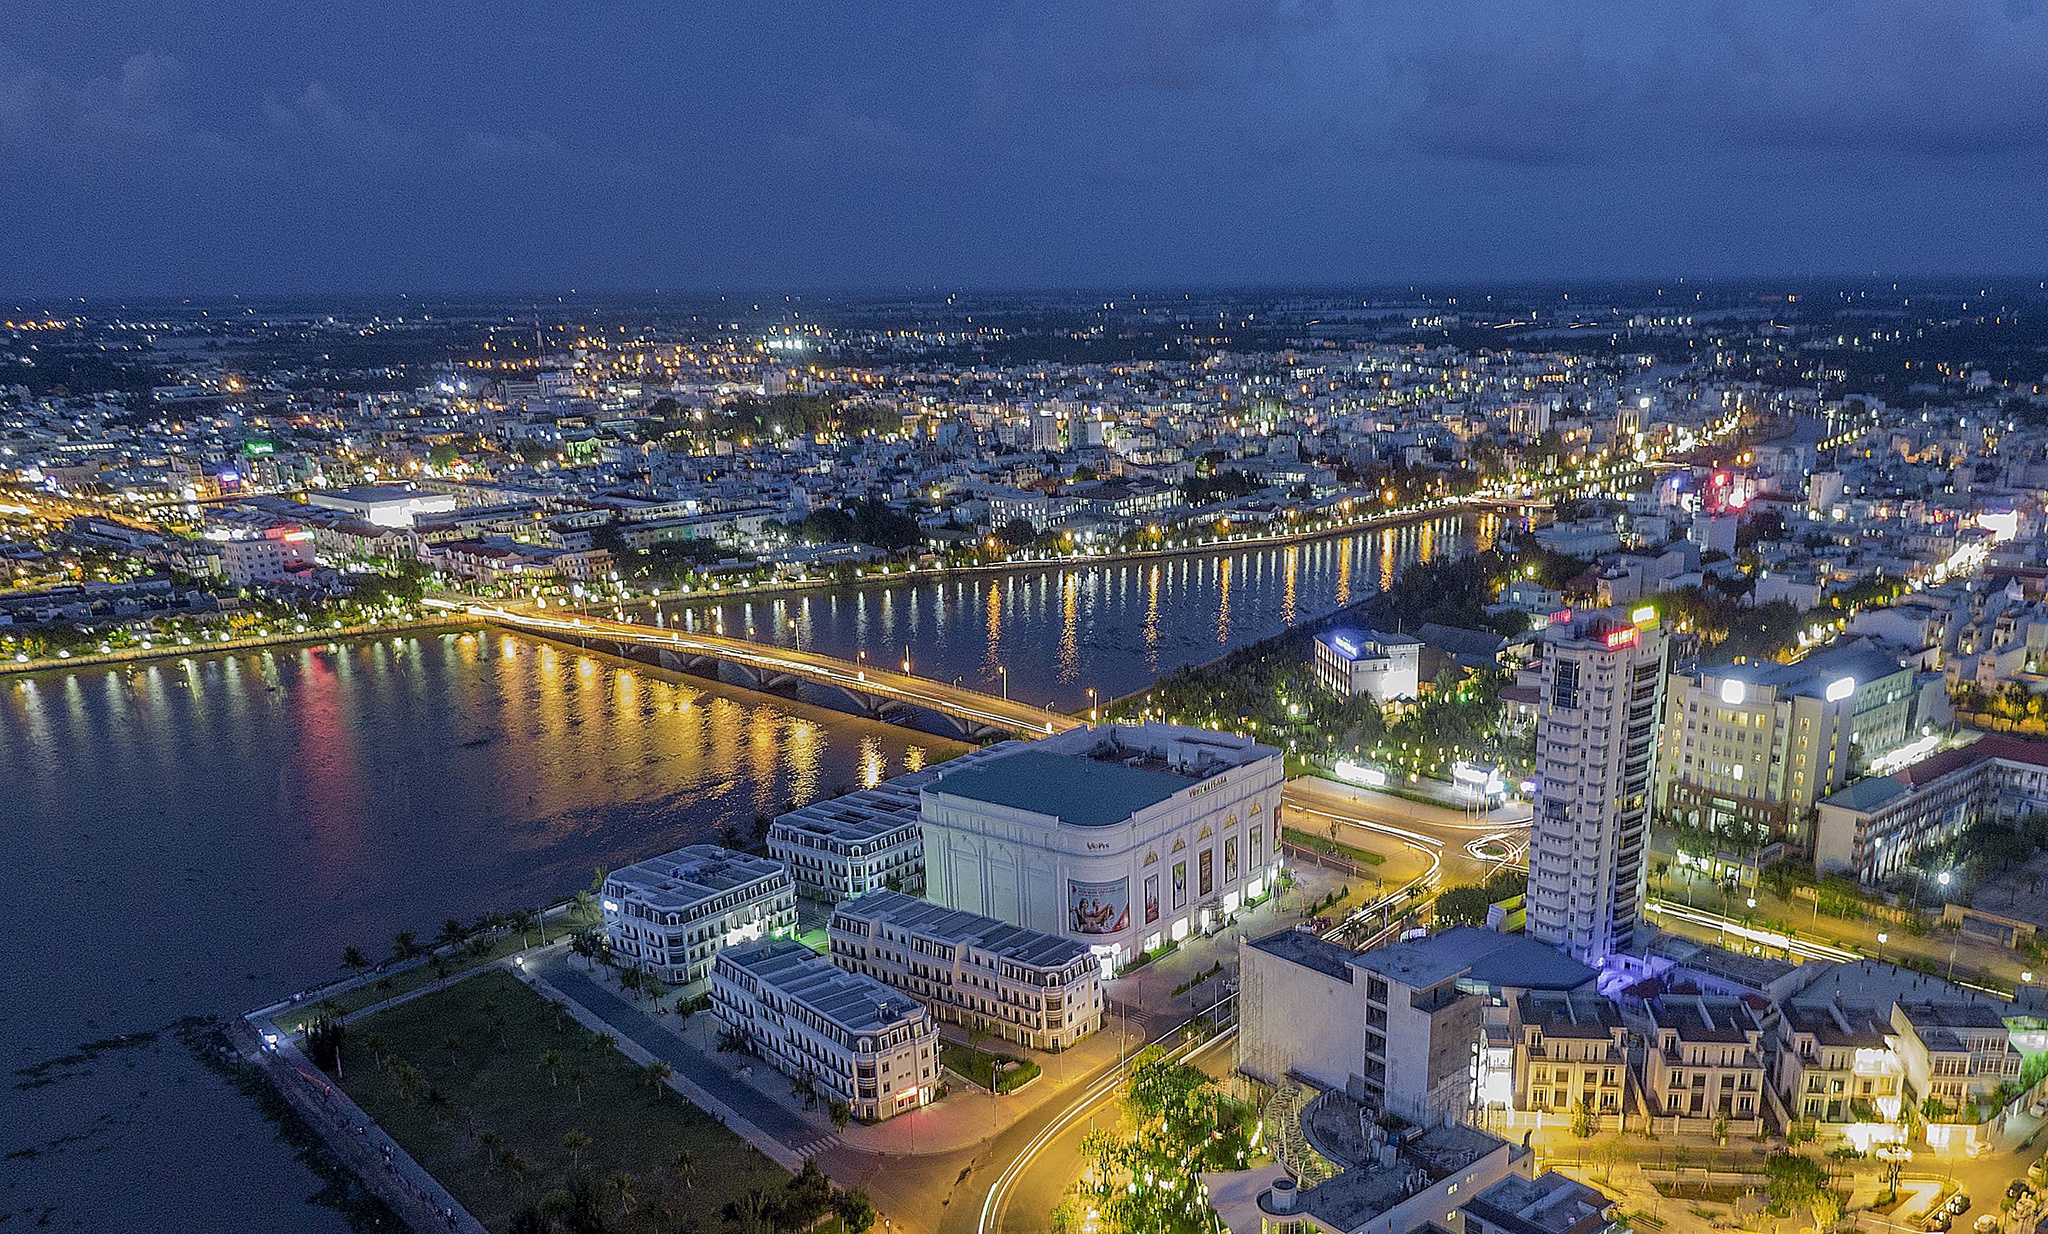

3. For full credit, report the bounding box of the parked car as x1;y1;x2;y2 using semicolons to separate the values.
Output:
1949;1194;1973;1217
1925;1212;1952;1232
1973;1214;1999;1233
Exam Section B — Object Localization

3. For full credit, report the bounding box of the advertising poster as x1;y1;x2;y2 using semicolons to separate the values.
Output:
1199;848;1214;896
1224;836;1238;884
1144;872;1160;924
1068;877;1129;935
1172;861;1187;910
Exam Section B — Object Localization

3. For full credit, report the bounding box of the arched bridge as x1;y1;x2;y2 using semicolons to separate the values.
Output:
429;599;1081;740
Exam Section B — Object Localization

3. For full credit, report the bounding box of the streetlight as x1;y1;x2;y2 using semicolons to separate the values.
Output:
1877;931;1888;963
997;664;1008;700
1088;687;1098;722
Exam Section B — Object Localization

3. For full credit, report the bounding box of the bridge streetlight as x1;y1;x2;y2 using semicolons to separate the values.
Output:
997;665;1008;700
1087;687;1098;722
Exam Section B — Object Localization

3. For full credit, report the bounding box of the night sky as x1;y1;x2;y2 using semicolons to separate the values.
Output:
5;1;2048;295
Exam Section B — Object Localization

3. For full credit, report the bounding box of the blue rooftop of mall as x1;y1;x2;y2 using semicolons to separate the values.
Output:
928;749;1194;827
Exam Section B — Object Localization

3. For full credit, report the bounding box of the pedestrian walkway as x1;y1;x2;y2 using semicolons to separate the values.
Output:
233;1013;486;1234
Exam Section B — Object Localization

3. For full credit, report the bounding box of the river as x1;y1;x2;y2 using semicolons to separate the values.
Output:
0;513;1491;1231
651;512;1498;710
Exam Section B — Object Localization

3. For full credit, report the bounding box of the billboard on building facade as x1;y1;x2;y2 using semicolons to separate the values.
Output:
1068;877;1129;935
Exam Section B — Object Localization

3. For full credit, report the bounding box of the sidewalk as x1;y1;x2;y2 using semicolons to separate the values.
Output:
533;946;1140;1157
234;1012;485;1234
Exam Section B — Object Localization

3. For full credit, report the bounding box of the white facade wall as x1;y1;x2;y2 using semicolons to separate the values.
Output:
920;738;1285;972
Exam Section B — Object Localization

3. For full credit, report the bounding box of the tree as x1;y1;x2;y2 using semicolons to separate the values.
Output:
1570;1096;1597;1141
643;1058;675;1099
340;945;371;979
438;916;467;949
304;1014;348;1079
836;1188;877;1234
607;1169;636;1218
537;1049;566;1087
724;1188;780;1234
569;1068;594;1106
830;1100;852;1131
1810;1188;1843;1234
392;929;423;961
668;1148;696;1193
1711;1111;1731;1145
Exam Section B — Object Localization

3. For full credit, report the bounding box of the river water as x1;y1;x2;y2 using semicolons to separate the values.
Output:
0;513;1490;1231
656;512;1497;710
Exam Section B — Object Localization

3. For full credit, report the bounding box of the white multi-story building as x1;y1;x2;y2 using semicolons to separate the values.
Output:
1527;609;1666;966
828;889;1103;1051
1310;627;1423;702
710;938;940;1123
768;744;1021;902
920;722;1285;974
600;845;796;988
1238;926;1597;1126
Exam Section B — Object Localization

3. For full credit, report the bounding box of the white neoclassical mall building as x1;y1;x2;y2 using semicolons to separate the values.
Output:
918;722;1285;975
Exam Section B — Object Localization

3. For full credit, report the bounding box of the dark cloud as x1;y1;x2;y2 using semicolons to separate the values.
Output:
1;0;2046;293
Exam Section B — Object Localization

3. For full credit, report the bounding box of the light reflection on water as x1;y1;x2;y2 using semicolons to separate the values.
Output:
0;629;950;1233
664;513;1496;708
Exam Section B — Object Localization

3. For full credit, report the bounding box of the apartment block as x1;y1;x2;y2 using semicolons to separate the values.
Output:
1527;609;1666;965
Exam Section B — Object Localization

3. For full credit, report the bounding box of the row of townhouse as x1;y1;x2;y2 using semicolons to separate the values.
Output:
827;889;1104;1052
710;939;941;1123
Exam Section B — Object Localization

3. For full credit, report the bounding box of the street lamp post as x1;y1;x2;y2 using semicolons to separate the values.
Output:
998;664;1008;700
1877;931;1887;964
1088;686;1099;722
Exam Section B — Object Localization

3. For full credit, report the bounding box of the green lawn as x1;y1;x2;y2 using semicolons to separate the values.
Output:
1282;827;1386;866
939;1041;1042;1094
337;968;796;1233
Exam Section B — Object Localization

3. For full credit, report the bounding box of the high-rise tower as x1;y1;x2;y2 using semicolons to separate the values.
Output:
1526;608;1666;966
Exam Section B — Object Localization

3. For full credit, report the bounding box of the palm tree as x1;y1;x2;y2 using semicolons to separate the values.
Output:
499;1149;531;1196
607;1170;636;1218
438;917;466;949
571;890;596;923
392;930;423;962
668;1149;696;1193
560;1129;593;1171
340;945;371;979
644;1058;675;1099
537;1049;567;1086
511;908;536;948
592;1030;617;1054
726;1188;778;1234
426;1085;452;1127
442;1033;463;1057
569;1068;593;1106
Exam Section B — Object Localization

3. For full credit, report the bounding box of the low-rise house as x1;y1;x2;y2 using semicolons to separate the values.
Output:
1512;993;1629;1130
1775;999;1903;1125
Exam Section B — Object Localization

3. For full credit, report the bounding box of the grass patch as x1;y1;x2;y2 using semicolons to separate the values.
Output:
1283;827;1385;866
289;912;597;1030
337;968;793;1233
939;1041;1041;1094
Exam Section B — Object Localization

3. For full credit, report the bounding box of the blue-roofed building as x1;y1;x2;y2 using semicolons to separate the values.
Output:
920;722;1285;974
